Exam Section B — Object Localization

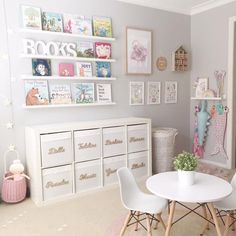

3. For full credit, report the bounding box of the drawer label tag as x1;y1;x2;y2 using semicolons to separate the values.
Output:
105;139;123;145
105;168;117;177
131;162;145;169
78;142;96;149
48;146;65;155
79;173;96;180
45;179;69;188
129;137;145;143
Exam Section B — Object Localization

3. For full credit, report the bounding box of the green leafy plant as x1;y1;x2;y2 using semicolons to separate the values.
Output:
173;151;198;171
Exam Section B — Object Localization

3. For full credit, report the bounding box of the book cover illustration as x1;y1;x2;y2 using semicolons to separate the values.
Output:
76;62;92;77
21;5;42;30
77;41;94;58
49;84;72;104
42;12;63;32
63;14;73;33
71;83;94;103
92;16;112;38
32;59;51;76
73;16;92;36
95;42;111;59
96;62;111;77
96;84;112;103
59;63;74;76
25;80;49;106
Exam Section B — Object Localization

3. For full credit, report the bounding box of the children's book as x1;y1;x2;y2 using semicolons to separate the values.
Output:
25;80;49;106
59;63;74;76
49;84;72;104
95;42;111;59
63;14;73;33
96;62;111;77
21;5;42;30
92;16;112;37
42;12;63;32
32;59;51;76
96;84;112;103
76;62;92;77
77;41;94;58
71;83;94;103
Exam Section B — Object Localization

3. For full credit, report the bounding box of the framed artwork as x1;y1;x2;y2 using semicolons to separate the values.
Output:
130;82;144;105
195;77;208;98
165;81;177;104
126;27;152;75
147;82;161;105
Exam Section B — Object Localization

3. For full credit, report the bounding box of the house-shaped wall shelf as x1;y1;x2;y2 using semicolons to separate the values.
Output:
172;46;188;72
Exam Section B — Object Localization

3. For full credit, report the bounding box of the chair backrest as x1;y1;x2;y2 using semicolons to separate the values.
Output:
117;167;140;209
231;172;236;188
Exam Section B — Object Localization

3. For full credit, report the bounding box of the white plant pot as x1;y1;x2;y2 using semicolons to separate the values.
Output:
178;170;195;187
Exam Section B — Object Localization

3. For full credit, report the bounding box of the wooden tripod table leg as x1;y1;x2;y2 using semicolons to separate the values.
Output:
165;200;176;236
200;203;210;235
208;202;222;236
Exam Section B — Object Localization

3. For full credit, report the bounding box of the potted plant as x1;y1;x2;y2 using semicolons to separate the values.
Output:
173;151;198;186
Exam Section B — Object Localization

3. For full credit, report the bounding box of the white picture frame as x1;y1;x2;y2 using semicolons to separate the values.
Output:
96;84;112;103
130;82;144;105
165;81;177;104
147;82;161;104
195;77;208;98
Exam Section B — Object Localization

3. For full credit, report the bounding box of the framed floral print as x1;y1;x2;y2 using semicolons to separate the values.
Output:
130;81;144;105
126;27;152;75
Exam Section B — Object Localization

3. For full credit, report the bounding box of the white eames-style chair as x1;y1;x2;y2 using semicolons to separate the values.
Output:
117;167;168;236
214;173;236;236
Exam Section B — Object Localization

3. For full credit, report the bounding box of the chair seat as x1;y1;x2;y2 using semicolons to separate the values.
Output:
214;189;236;211
125;192;168;214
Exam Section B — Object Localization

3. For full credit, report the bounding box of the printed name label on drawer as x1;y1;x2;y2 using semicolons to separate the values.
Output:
105;139;123;145
78;142;97;149
48;146;65;155
45;178;69;188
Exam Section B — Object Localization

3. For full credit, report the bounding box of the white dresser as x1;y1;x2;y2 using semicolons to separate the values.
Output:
25;117;152;206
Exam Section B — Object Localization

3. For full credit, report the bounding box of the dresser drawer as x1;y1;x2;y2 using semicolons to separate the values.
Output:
75;160;101;193
74;129;101;162
103;155;126;186
128;151;148;178
103;126;126;157
41;132;72;168
42;165;73;201
128;124;148;153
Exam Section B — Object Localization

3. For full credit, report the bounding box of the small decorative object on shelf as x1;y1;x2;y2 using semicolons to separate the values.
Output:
71;82;94;104
96;62;111;77
59;63;74;76
214;70;226;98
76;62;93;77
172;46;188;72
194;77;208;98
156;57;167;71
92;16;113;38
32;58;51;76
42;12;63;32
173;151;198;187
203;89;216;98
96;84;112;103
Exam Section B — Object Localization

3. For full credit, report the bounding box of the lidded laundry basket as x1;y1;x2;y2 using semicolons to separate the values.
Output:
1;148;27;203
152;127;178;174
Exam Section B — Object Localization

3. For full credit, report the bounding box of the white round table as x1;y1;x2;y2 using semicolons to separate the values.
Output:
146;171;232;236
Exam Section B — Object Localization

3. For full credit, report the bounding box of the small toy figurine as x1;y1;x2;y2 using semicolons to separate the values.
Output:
5;160;30;181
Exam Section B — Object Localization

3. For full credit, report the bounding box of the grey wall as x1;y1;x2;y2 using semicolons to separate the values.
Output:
191;2;236;165
0;0;191;185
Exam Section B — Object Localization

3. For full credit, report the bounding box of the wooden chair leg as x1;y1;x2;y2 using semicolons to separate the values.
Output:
157;213;166;230
146;213;152;236
224;212;230;236
200;204;210;235
119;211;131;236
135;211;140;231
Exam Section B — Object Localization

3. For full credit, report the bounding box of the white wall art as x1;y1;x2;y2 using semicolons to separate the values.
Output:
147;81;161;104
130;81;144;105
165;81;177;104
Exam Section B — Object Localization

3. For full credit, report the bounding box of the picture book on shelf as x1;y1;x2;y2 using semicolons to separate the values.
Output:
92;16;112;37
96;84;112;103
25;80;49;106
49;84;72;104
95;42;111;59
76;62;92;77
77;41;94;58
71;83;94;103
96;62;111;77
59;63;74;76
42;12;63;32
32;59;51;76
63;14;74;33
21;5;42;30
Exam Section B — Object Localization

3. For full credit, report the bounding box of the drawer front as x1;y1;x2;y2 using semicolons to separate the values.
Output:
128;124;148;153
103;155;126;186
74;129;101;162
103;126;126;157
41;132;72;168
128;151;148;178
42;165;73;201
75;160;101;193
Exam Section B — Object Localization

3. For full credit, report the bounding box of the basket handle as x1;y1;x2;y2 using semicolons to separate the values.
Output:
3;146;20;173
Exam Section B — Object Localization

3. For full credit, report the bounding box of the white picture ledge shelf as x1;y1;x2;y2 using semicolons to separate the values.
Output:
23;102;116;109
191;97;222;101
21;75;117;81
19;29;116;42
20;54;116;62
